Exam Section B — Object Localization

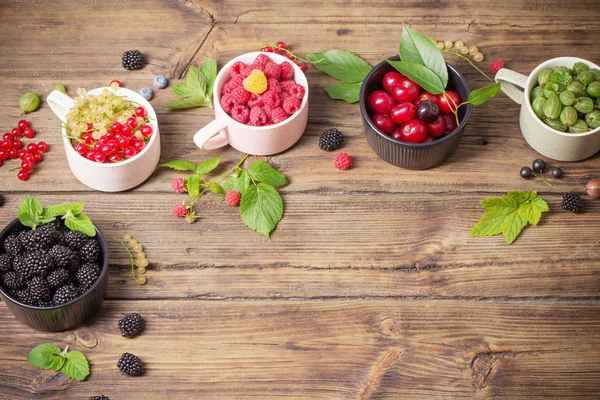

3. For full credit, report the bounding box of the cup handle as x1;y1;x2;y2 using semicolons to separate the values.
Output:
193;117;229;150
46;90;75;123
494;68;528;105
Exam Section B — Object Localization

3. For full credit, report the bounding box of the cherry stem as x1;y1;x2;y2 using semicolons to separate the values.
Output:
441;49;492;82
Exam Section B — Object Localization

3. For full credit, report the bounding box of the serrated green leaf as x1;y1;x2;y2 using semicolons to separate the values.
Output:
45;202;84;218
199;58;217;98
325;81;362;103
500;211;528;244
387;60;445;94
247;161;288;187
18;195;44;230
164;96;209;109
400;23;448;88
306;50;372;83
223;170;250;193
50;356;66;371
187;174;201;198
64;214;96;237
62;351;90;382
28;344;62;370
171;83;194;97
468;82;500;106
196;156;221;175
240;183;284;238
210;182;224;196
159;160;197;171
186;66;207;94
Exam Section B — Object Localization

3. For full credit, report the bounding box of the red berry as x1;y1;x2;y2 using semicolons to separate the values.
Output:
172;177;185;193
8;148;18;159
0;159;2;167
118;137;130;148
368;90;395;114
390;103;416;124
0;149;8;160
276;41;287;49
23;127;35;139
299;64;307;72
33;152;43;163
422;136;436;143
442;114;458;133
124;146;137;158
284;53;293;60
105;130;115;140
172;203;187;217
382;72;405;93
391;80;420;103
437;91;461;114
371;114;396;134
111;122;123;132
260;46;274;53
390;126;403;141
11;128;21;137
140;125;153;137
126;117;138;128
21;160;33;172
37;141;48;153
17;170;29;181
273;48;283;55
100;144;113;154
18;120;29;131
2;140;11;150
400;119;428;143
133;140;145;152
12;139;23;150
82;132;94;144
225;190;241;206
109;153;123;163
414;91;440;106
122;124;133;135
135;106;147;117
25;154;35;164
94;151;106;163
489;59;505;74
427;116;447;137
85;150;95;161
110;80;122;87
26;143;37;153
17;149;28;159
334;152;352;170
3;133;12;142
76;143;88;154
98;136;109;145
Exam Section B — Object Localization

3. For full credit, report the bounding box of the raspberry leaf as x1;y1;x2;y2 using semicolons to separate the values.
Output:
62;351;90;382
387;60;445;94
467;82;500;106
223;170;250;193
305;50;372;83
199;58;217;99
325;82;361;103
186;175;201;198
240;183;284;238
28;343;62;370
159;160;197;172
247;161;288;187
399;23;448;88
196;156;221;175
164;58;216;109
210;182;225;199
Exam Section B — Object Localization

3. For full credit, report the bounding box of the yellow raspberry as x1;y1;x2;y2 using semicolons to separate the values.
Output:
243;70;268;95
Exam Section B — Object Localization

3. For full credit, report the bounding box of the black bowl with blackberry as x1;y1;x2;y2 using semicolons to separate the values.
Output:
0;219;108;331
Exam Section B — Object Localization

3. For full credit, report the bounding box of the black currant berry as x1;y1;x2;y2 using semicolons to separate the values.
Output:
520;166;532;179
551;167;563;178
532;159;546;173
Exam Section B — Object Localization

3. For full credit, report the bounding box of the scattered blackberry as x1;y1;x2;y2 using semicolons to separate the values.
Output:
53;284;79;305
47;268;71;288
76;263;100;291
89;396;110;400
27;277;51;305
14;289;33;304
318;128;344;151
2;271;23;291
122;50;145;70
118;313;145;338
49;245;79;270
62;230;87;251
117;353;144;376
561;192;583;213
0;253;12;272
80;239;101;263
24;250;55;278
3;235;23;257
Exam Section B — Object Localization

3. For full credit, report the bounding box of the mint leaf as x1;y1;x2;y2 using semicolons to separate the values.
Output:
45;202;84;218
387;60;445;94
28;344;62;370
468;82;500;106
196;156;221;175
247;161;288;187
19;195;44;230
187;174;201;198
165;58;216;109
64;214;96;237
240;183;284;238
171;83;194;97
50;356;66;371
199;58;217;99
400;23;448;88
306;50;372;83
62;351;90;382
326;81;361;103
223;170;250;193
159;160;197;171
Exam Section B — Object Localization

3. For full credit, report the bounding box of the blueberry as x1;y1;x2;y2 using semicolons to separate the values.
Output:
551;167;563;178
153;75;168;89
532;159;546;173
139;88;154;101
520;166;532;179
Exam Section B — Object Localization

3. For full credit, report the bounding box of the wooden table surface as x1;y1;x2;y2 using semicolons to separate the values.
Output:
1;0;600;398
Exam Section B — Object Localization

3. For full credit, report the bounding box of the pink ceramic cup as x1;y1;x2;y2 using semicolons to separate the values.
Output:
193;52;309;156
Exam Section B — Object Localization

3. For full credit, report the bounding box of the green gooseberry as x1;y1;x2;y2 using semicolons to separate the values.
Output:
52;83;67;94
554;66;572;75
574;97;594;114
560;106;578;126
532;97;547;119
559;90;575;106
573;62;589;76
577;71;595;86
531;86;545;100
19;92;40;113
543;96;563;120
585;110;600;129
545;118;567;132
589;68;600;81
567;81;587;97
586;81;600;98
544;89;557;98
538;69;552;86
568;119;589;134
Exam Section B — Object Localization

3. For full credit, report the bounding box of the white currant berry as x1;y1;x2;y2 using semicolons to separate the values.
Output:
444;40;453;49
454;40;464;49
436;42;444;50
129;239;138;246
132;244;143;253
469;45;478;55
123;234;132;241
460;46;469;55
138;267;146;274
137;276;147;285
473;52;484;62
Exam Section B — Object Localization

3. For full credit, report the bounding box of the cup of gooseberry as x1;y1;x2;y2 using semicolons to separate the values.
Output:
360;55;472;170
47;87;160;192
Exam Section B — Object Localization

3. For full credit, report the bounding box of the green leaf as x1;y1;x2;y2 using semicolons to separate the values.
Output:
18;195;44;230
159;160;197;172
164;96;209;109
196;156;222;175
223;170;250;193
387;60;445;94
247;161;288;187
171;83;194;97
186;66;207;95
468;82;501;106
45;202;84;218
62;351;90;382
305;50;372;83
28;344;62;370
550;70;572;86
240;183;284;238
400;23;448;87
210;182;224;195
199;58;217;98
50;356;66;371
64;214;96;237
325;81;362;103
186;174;201;198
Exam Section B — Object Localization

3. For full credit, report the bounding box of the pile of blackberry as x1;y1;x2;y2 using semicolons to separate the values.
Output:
0;221;102;307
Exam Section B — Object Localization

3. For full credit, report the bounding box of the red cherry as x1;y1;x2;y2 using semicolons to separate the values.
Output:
260;46;274;53
126;117;138;128
390;103;416;124
371;114;396;134
391;80;420;103
414;91;440;106
17;149;28;159
26;143;37;153
109;80;122;87
3;133;12;142
76;143;88;154
124;146;137;158
18;120;29;130
37;141;48;153
13;139;23;150
0;149;8;160
122;124;133;135
94;151;106;163
140;125;153;137
382;72;405;93
442;114;458;133
17;170;29;181
422;136;436;143
276;41;287;49
11;128;21;137
437;91;461;114
135;106;147;117
23;127;35;139
109;153;123;163
368;90;395;114
21;160;33;172
427;116;447;137
8;148;18;159
390;126;403;141
133;139;145;152
33;152;43;163
400;119;428;143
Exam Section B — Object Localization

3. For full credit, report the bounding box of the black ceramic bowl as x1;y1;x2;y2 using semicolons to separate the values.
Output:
360;56;472;169
0;219;109;331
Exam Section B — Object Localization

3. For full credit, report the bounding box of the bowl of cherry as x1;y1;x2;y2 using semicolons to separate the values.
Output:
360;55;472;169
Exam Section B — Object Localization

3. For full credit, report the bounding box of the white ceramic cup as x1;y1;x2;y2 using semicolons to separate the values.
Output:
47;87;161;192
193;52;309;156
495;57;600;161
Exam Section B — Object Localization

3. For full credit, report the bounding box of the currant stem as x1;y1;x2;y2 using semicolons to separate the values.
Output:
107;236;143;286
441;49;492;82
532;171;553;187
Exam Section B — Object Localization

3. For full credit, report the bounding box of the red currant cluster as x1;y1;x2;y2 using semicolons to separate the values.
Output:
74;106;153;164
0;120;48;181
259;41;307;72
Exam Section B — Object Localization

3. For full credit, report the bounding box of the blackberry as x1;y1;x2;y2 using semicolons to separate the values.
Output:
27;277;51;305
48;219;68;232
14;289;33;305
34;224;61;250
62;230;87;251
118;313;145;338
19;230;37;251
49;245;79;270
0;253;12;272
318;128;344;151
47;268;72;288
12;255;29;279
122;50;145;70
117;353;144;376
2;271;23;291
80;239;101;263
24;250;55;278
562;192;583;213
53;284;79;305
4;235;23;256
89;396;110;400
76;263;100;291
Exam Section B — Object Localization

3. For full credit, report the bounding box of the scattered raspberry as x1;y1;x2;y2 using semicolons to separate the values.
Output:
220;94;235;113
231;86;251;104
172;203;187;217
282;96;301;115
270;107;288;124
248;93;264;108
230;61;247;78
249;107;269;126
261;91;282;109
489;59;504;74
264;62;281;80
267;78;282;94
230;105;250;124
334;152;352;170
254;54;271;67
243;70;268;95
171;178;185;193
280;62;294;81
225;190;241;206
